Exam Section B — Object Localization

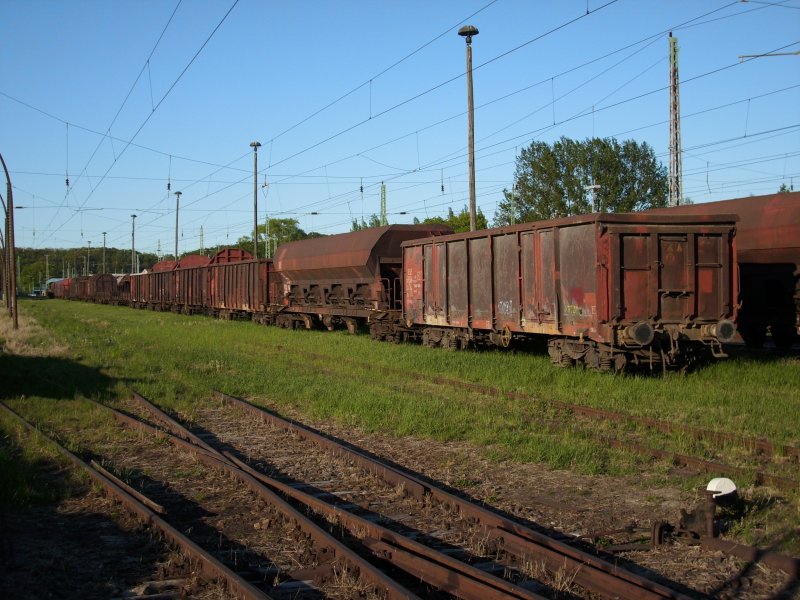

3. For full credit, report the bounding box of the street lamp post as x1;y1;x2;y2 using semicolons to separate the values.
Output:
250;141;261;259
174;191;182;260
458;24;479;232
130;214;137;274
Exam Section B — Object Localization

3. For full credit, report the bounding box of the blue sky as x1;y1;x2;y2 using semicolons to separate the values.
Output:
2;0;799;254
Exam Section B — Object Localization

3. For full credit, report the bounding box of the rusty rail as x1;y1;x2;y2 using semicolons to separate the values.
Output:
90;458;166;514
0;402;270;600
109;397;418;600
699;537;799;579
595;434;798;491
128;392;545;600
214;391;692;600
273;347;800;466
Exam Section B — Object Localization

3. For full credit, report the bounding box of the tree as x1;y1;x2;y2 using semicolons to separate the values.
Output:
236;218;322;257
416;206;487;233
495;136;668;225
350;214;384;231
778;182;793;193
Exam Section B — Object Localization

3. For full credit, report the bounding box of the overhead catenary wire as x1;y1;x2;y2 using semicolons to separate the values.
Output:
36;0;240;247
11;1;799;252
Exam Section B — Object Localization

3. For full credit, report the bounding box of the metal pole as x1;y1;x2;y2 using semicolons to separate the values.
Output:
130;214;137;274
174;191;181;260
459;25;479;231
668;32;683;207
0;193;7;310
0;152;18;329
86;241;91;275
0;226;6;308
250;141;261;259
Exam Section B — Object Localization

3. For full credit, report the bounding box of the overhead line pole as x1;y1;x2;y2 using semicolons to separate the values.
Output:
130;214;137;274
668;32;683;207
250;141;261;259
1;153;18;329
174;191;182;260
459;25;479;231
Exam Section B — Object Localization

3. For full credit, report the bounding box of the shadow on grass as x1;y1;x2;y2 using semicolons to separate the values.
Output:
725;343;800;364
0;354;116;401
0;471;177;599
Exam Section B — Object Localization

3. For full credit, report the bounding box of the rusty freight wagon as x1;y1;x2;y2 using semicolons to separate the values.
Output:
173;254;211;314
393;213;738;371
649;191;800;348
87;273;119;304
205;250;270;319
271;224;452;331
68;276;91;301
51;278;71;299
130;260;179;310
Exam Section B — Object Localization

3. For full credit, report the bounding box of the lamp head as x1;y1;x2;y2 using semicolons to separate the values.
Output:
458;25;479;43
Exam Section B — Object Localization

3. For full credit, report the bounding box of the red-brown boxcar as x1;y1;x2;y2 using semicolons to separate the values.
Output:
87;273;119;304
51;278;70;299
272;224;452;331
398;213;738;371
206;254;269;319
68;276;91;301
649;191;799;347
174;255;210;313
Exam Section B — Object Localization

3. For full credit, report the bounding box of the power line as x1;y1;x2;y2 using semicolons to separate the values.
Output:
266;0;502;146
37;0;241;246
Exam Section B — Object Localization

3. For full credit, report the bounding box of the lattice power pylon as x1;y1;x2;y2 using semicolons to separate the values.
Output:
669;32;683;207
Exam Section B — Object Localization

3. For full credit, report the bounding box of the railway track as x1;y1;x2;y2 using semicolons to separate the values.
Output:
116;389;693;600
265;345;798;489
3;384;795;598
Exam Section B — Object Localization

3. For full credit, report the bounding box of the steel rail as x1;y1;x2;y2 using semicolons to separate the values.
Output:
268;346;800;460
369;354;800;460
105;399;419;600
132;392;800;585
90;458;166;514
594;434;798;491
0;402;270;600
128;392;545;600
213;391;691;600
699;537;799;579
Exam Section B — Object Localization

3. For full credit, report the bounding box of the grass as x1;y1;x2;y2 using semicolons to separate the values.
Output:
1;298;798;554
9;298;800;454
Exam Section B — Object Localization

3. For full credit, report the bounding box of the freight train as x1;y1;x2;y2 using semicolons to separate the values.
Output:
51;213;739;372
649;191;800;348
